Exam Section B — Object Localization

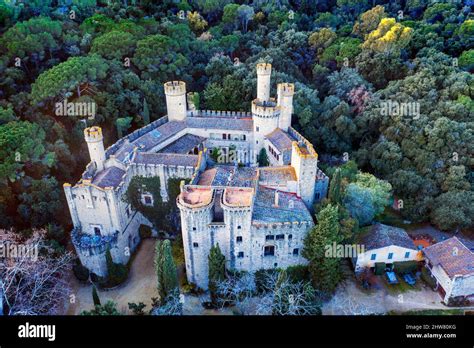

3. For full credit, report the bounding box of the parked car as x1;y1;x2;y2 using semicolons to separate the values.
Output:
403;273;416;286
385;271;399;284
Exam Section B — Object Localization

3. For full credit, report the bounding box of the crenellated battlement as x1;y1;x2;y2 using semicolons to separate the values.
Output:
84;126;103;142
256;62;272;75
251;99;280;118
289;127;318;158
277;83;295;97
164;81;186;95
190;110;252;118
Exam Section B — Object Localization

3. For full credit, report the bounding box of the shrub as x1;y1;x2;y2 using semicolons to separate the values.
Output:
255;268;279;293
393;261;419;274
73;258;90;282
286;265;310;283
374;262;386;275
421;267;437;289
139;224;152;239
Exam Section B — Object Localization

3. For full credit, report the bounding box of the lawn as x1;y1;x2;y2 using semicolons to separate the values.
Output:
381;273;422;295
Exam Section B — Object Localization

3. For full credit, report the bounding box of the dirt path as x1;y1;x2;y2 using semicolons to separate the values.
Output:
322;278;472;315
66;238;159;315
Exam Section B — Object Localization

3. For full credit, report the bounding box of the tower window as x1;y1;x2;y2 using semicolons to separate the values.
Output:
237;225;241;229
288;234;293;239
276;234;285;240
141;194;154;207
237;252;244;258
256;127;259;132
236;236;243;243
193;242;199;248
223;134;227;140
242;135;246;141
265;235;274;241
264;245;275;256
293;248;299;256
192;227;196;231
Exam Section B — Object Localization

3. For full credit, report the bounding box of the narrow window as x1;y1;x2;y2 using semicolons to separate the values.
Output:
237;225;241;229
193;242;199;248
293;248;299;256
288;234;293;240
237;252;244;258
265;235;275;241
388;252;393;260
404;251;410;259
222;134;227;140
236;236;243;243
256;126;259;132
370;254;376;261
276;234;284;240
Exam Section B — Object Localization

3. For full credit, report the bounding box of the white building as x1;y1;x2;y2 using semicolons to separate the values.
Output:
423;237;474;305
354;224;421;272
64;64;328;288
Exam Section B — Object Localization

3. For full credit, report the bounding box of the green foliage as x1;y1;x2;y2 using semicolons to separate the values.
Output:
458;50;473;72
154;239;178;304
208;243;226;306
302;204;342;294
128;302;147;315
81;300;121;315
285;265;310;283
103;247;128;288
257;148;269;167
92;284;101;306
393;261;419;275
374;262;385;275
90;30;136;60
30;54;108;104
138;224;152;239
328;168;342;204
72;258;90;282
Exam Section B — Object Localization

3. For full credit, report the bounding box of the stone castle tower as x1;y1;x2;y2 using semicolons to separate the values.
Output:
164;81;187;121
84;126;106;172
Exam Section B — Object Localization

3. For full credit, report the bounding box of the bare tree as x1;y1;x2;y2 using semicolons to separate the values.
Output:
328;294;379;315
151;290;183;316
0;229;73;315
216;271;321;316
216;272;256;314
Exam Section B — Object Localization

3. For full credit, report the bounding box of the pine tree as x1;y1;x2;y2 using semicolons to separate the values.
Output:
328;168;342;204
302;204;342;294
142;98;150;125
208;243;225;306
92;284;101;306
155;240;178;304
257;148;269;167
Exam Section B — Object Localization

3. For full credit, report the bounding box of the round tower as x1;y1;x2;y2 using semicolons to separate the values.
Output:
84;126;106;172
176;185;214;289
277;83;295;132
256;63;272;102
164;81;187;122
252;98;280;162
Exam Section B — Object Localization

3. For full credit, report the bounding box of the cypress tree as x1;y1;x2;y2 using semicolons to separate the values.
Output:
302;204;342;294
208;243;225;306
142;98;150;125
92;284;101;306
328;168;342;204
257;148;269;167
155;240;178;304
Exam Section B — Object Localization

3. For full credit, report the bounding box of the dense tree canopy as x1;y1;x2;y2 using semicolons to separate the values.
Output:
0;0;471;242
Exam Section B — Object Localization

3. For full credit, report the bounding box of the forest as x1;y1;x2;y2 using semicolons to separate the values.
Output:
0;0;472;250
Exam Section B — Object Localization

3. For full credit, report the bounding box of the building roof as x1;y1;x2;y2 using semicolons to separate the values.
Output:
132;121;187;151
160;134;204;154
423;237;474;279
186;116;253;132
133;152;199;167
229;167;258;188
258;166;296;184
92;166;126;189
266;128;295;152
360;223;416;251
252;187;313;224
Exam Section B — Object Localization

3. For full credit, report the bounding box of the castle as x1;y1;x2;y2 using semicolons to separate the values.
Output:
64;64;328;289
